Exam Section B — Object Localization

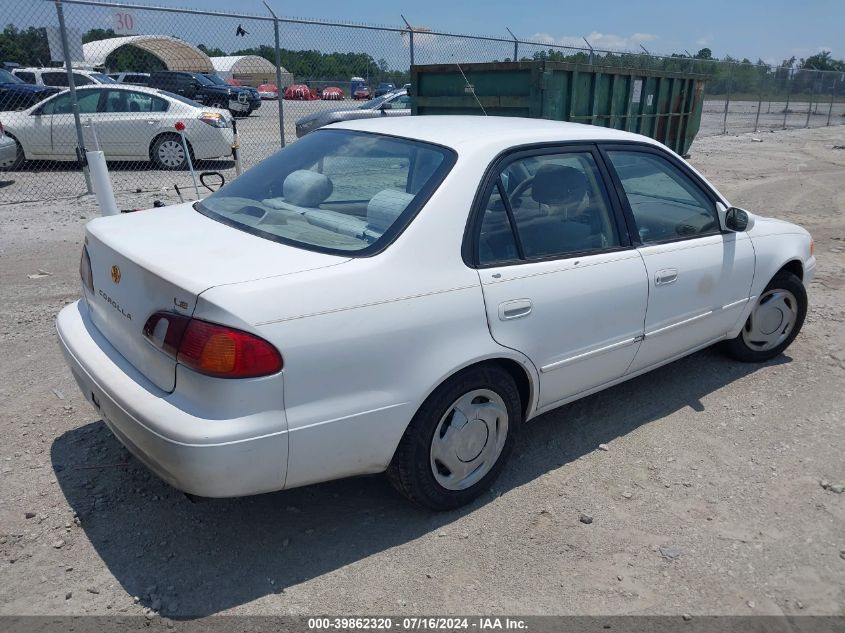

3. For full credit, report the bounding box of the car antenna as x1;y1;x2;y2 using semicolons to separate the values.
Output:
454;60;487;116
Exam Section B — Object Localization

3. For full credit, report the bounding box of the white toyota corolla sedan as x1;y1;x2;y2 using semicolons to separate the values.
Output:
57;116;815;510
3;84;233;170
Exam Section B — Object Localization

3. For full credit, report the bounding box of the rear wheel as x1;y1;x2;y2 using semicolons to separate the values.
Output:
387;364;521;511
721;270;807;362
209;100;226;109
150;134;190;170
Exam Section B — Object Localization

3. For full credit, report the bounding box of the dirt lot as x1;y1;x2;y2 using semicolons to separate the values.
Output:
0;124;843;619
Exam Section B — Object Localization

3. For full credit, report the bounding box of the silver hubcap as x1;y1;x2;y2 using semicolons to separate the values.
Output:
430;389;508;491
157;140;185;167
742;288;798;351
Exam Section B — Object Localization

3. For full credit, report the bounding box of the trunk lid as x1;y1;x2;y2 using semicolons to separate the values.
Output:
84;202;348;392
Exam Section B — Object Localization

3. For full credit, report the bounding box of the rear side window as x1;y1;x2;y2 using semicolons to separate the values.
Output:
197;129;455;255
102;90;167;113
606;150;718;243
14;71;36;84
477;151;621;264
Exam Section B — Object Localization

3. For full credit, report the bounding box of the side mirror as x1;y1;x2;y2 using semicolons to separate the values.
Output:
725;206;754;232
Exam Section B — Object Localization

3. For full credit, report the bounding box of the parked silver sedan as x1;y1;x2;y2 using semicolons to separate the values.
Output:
0;120;16;167
2;84;234;170
294;89;410;137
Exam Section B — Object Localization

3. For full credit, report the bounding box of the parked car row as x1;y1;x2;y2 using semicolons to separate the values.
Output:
0;84;234;171
0;68;59;111
294;89;411;137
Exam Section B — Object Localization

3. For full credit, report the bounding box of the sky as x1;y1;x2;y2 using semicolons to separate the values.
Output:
2;0;841;67
111;0;843;64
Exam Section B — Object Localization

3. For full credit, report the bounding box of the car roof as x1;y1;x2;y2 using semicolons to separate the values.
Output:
331;115;664;154
73;84;178;97
14;67;101;74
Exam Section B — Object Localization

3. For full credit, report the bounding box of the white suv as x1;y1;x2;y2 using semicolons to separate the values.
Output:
12;68;117;88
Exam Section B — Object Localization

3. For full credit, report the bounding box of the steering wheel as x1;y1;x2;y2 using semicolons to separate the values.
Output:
508;175;535;207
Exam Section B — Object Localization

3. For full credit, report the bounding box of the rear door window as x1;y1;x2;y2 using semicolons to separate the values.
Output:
477;150;622;263
14;71;36;84
102;90;168;113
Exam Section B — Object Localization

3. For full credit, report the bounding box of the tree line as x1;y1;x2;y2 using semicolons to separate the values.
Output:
1;24;842;96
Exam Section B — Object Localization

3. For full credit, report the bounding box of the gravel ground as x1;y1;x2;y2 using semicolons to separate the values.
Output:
0;124;843;618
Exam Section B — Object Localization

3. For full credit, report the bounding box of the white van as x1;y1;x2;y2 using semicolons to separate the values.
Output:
12;68;117;88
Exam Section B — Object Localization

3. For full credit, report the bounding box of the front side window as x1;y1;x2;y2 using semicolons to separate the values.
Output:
605;150;719;244
197;129;455;255
14;71;36;84
477;151;621;264
41;90;101;115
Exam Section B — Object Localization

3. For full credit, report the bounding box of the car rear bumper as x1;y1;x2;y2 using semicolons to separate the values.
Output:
56;300;287;498
0;137;16;166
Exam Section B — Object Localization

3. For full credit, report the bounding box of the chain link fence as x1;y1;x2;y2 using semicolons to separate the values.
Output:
1;0;843;205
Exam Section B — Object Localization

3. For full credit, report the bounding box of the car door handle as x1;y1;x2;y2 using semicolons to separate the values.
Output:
655;269;678;286
498;299;532;321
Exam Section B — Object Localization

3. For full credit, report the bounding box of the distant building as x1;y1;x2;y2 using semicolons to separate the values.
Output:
210;55;292;88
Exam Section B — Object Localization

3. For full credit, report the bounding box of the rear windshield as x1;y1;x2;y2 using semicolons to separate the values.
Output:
196;129;455;256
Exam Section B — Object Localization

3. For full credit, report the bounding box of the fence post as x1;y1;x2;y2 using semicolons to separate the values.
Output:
506;28;518;62
263;2;285;148
828;80;836;127
805;71;815;128
782;68;793;129
401;16;415;68
754;66;764;132
722;63;733;134
54;0;92;194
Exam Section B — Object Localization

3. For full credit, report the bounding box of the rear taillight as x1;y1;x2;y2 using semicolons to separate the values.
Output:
79;246;93;293
142;312;282;379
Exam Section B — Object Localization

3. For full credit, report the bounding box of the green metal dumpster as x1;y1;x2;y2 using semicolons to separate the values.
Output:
411;61;706;155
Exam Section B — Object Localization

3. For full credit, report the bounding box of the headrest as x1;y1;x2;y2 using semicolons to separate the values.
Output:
531;164;589;206
367;189;414;233
282;170;333;207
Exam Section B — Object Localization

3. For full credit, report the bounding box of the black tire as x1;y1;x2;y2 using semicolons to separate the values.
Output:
232;108;251;118
387;363;521;511
721;270;807;363
1;134;25;171
150;134;191;171
209;101;226;109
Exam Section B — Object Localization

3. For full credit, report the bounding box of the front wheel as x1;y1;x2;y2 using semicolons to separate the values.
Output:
387;364;521;511
721;270;807;362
